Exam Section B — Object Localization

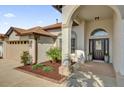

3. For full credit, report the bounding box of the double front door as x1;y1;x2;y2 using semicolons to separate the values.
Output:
89;38;109;61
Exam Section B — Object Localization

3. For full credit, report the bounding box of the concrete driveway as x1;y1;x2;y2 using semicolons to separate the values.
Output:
0;59;65;87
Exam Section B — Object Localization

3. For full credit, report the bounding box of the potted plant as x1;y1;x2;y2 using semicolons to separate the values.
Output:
21;51;32;66
104;53;109;63
46;47;61;63
88;52;92;61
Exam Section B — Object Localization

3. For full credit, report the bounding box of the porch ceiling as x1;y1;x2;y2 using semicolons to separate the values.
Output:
73;5;114;21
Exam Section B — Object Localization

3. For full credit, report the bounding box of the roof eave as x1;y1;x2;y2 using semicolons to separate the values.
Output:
18;32;57;38
52;5;62;13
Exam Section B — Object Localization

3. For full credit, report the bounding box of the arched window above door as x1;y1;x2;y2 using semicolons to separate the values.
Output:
91;29;108;37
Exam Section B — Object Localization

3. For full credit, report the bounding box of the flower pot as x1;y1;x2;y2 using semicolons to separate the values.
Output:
104;55;109;63
88;54;92;61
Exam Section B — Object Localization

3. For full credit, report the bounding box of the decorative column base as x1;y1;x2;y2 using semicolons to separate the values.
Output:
59;65;71;76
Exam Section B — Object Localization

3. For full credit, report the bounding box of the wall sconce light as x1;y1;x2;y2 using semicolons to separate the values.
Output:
95;16;100;21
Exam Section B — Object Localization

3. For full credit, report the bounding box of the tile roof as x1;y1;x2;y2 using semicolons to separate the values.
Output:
5;26;56;37
0;33;5;39
21;26;56;37
43;22;78;30
43;23;62;30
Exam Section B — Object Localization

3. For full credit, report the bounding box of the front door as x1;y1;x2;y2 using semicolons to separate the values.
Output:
89;38;109;61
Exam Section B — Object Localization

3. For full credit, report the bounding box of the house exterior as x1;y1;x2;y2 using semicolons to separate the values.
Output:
1;26;58;63
1;5;124;86
52;5;124;86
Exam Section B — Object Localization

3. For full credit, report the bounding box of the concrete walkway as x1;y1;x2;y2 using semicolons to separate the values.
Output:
0;59;65;87
0;59;117;87
67;62;117;87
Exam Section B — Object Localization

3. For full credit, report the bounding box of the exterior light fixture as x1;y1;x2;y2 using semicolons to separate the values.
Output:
95;16;100;20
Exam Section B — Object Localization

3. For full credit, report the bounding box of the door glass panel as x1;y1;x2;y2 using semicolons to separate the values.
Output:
95;40;102;50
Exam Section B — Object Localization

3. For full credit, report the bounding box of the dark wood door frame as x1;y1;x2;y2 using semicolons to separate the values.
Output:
89;38;109;61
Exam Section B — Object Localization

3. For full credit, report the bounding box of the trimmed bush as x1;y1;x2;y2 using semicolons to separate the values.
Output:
46;47;61;63
21;51;32;66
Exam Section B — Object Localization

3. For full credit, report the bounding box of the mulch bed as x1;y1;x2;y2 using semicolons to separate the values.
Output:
15;61;67;84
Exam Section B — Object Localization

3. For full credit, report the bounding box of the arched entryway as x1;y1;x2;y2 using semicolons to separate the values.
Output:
60;5;123;76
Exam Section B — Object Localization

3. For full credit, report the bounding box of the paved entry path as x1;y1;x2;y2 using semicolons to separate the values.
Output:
66;62;117;87
0;59;65;87
0;59;117;87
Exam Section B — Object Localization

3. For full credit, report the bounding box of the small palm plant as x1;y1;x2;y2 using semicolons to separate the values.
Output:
46;47;61;63
21;51;32;66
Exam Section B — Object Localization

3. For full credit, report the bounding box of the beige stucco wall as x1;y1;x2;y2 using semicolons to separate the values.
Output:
112;12;124;75
50;24;86;50
48;29;61;47
5;31;30;62
37;36;54;63
48;29;61;36
119;19;124;75
9;31;20;40
20;36;29;40
72;21;85;51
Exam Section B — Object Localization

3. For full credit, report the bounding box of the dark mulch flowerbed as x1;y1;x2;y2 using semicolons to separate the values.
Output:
16;61;66;84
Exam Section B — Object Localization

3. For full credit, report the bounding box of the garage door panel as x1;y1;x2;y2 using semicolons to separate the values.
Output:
6;41;29;62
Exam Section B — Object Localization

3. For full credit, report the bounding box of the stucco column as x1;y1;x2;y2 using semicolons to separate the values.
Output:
29;38;36;64
59;23;72;76
119;19;124;75
3;41;6;59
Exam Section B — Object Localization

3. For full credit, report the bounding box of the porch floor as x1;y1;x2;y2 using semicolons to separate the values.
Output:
66;62;117;87
78;62;115;77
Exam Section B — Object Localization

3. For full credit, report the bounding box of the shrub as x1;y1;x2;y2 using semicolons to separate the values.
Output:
21;51;32;66
42;66;54;72
46;47;61;63
32;63;44;70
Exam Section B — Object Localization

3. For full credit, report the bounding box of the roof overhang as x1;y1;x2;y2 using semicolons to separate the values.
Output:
18;32;57;38
52;5;63;13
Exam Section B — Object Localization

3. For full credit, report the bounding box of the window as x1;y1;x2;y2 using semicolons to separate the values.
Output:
7;41;29;44
58;38;76;53
21;41;23;44
58;31;77;53
91;29;108;37
71;38;76;53
24;41;26;44
59;38;62;50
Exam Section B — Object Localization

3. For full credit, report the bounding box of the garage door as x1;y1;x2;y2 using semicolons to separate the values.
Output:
6;40;29;62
